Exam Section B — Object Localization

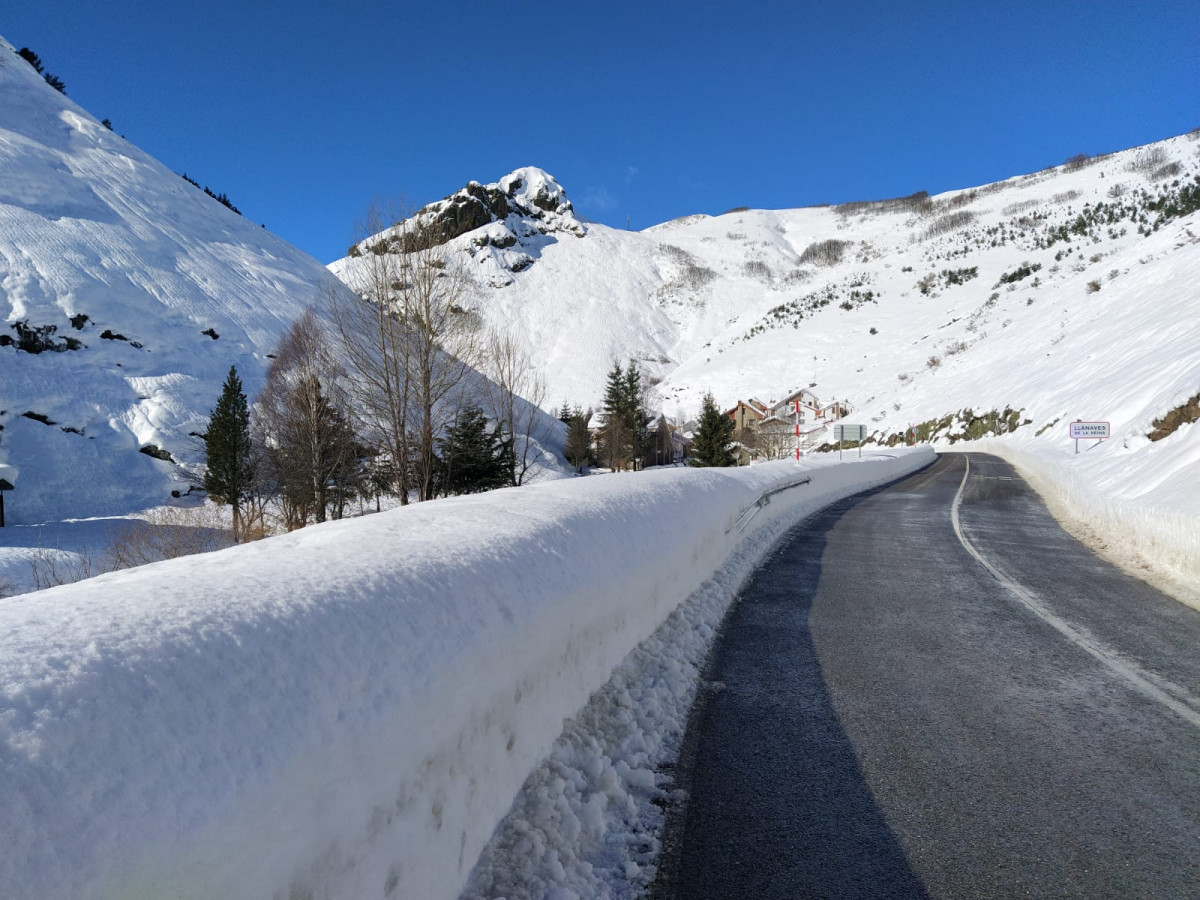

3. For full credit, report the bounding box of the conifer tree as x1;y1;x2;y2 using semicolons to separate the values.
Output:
599;361;630;470
436;405;510;496
601;362;626;420
18;47;66;94
623;361;649;467
689;393;737;467
204;366;254;539
599;360;649;470
564;408;593;473
267;374;359;524
18;48;44;74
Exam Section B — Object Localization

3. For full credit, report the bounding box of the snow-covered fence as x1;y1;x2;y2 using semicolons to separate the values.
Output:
0;448;932;900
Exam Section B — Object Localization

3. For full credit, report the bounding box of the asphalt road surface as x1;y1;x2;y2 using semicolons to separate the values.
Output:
654;452;1200;900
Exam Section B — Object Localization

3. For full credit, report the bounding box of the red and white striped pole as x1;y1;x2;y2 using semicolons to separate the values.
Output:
794;400;801;460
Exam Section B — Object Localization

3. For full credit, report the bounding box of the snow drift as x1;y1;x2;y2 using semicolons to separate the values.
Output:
0;448;931;900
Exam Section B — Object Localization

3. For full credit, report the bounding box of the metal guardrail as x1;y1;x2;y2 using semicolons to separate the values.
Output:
726;475;813;534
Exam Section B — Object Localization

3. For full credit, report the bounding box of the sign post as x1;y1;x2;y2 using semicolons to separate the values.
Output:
834;424;866;459
1068;420;1110;454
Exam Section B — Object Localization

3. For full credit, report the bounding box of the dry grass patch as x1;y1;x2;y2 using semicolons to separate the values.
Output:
1148;392;1200;442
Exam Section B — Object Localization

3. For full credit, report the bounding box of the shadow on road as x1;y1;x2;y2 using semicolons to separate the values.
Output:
654;490;929;900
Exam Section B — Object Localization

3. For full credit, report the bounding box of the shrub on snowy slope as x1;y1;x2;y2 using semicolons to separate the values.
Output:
17;46;66;94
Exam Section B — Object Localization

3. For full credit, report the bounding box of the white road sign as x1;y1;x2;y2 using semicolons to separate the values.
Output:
1069;421;1110;439
835;424;866;442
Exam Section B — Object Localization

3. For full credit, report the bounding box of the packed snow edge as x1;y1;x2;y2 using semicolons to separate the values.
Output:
0;448;932;900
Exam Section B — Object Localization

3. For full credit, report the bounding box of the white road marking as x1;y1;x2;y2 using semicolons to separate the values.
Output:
950;454;1200;729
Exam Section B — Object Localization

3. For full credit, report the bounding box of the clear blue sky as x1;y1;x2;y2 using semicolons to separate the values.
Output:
6;1;1198;263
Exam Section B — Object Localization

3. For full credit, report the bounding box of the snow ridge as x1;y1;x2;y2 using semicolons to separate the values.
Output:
0;450;931;900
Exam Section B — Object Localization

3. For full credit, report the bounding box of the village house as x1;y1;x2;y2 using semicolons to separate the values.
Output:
722;399;768;464
590;413;690;470
724;398;769;432
649;413;688;467
723;388;854;462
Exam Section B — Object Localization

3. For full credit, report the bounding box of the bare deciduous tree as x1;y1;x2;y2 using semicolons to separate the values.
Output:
326;202;416;503
755;419;794;461
328;200;482;503
257;308;358;526
482;328;549;485
404;232;483;501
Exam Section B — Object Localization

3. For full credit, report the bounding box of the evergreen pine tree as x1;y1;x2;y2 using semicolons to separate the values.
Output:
323;402;363;520
601;362;625;421
266;374;359;524
17;48;44;74
599;361;631;470
689;393;737;467
18;48;66;94
495;427;516;489
204;366;254;539
436;405;510;495
564;408;593;473
598;360;650;470
623;361;649;468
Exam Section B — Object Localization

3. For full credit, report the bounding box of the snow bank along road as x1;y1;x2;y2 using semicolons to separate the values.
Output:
0;449;931;900
656;453;1200;899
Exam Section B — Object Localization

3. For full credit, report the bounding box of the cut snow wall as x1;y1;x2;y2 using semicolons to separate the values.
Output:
0;448;933;900
970;440;1200;607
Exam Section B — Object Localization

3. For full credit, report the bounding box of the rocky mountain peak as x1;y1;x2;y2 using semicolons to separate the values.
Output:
405;167;582;251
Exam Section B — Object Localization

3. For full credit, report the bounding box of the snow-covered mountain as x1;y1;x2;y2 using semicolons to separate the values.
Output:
333;134;1200;558
0;37;352;523
3;17;1196;543
338;143;1199;433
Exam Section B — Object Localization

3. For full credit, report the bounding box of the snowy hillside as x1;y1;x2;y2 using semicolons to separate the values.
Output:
0;37;341;523
332;139;1198;425
334;135;1200;585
